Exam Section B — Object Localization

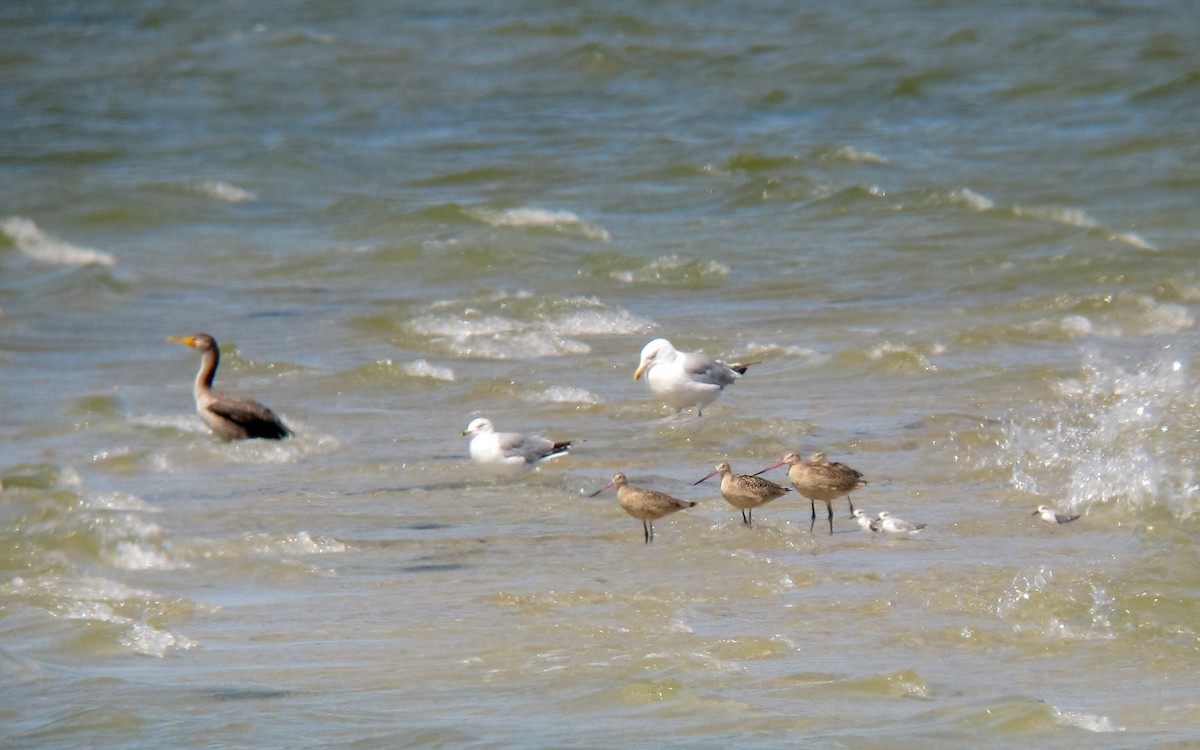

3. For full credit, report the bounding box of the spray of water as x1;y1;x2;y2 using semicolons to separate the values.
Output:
993;349;1199;518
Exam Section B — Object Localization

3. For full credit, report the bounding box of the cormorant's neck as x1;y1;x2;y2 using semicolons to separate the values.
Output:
195;348;218;392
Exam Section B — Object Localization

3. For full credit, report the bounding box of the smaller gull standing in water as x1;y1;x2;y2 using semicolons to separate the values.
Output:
693;461;789;526
755;451;867;534
1033;504;1080;524
462;417;571;475
633;338;756;416
852;509;875;531
589;472;696;543
870;511;926;535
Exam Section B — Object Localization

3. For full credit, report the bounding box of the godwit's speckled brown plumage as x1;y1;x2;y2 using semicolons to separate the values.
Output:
693;461;789;526
589;472;696;543
756;451;867;534
168;333;291;441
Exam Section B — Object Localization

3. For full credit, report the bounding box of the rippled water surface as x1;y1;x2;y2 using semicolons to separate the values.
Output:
3;1;1200;747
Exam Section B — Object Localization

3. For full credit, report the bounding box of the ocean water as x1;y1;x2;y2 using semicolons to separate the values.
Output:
2;1;1199;747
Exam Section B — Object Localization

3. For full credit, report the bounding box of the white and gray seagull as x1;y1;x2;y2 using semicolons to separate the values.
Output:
461;417;571;475
1033;504;1080;524
633;338;756;416
870;511;926;535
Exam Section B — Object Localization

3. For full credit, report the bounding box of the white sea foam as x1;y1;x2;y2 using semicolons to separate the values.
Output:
1052;706;1124;733
402;358;456;381
256;531;346;556
470;207;612;241
85;491;162;513
1012;204;1098;229
554;307;653;337
409;293;651;360
108;540;178;571
1110;231;1155;250
610;255;731;284
1059;315;1093;337
527;386;601;405
867;342;937;371
829;145;889;164
122;620;199;658
0;216;116;266
996;200;1152;248
196;180;257;203
1068;294;1192;338
947;188;995;211
994;566;1115;641
43;575;197;656
744;341;831;367
989;351;1199;518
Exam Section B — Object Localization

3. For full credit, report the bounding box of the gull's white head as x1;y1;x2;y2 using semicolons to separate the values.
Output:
462;417;495;437
633;338;676;380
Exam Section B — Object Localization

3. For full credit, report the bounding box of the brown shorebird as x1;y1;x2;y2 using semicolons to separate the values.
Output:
168;333;290;441
693;461;790;526
1033;504;1080;524
589;472;697;543
755;451;867;534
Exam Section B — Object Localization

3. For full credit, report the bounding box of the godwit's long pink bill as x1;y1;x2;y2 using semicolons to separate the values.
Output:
693;461;789;526
589;472;696;543
754;451;867;534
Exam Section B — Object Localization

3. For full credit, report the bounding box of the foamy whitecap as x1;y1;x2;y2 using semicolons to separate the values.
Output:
86;491;162;513
409;293;651;360
10;575;197;659
1012;204;1098;229
1140;300;1194;335
744;342;831;367
108;540;179;571
469;207;612;242
988;351;1199;517
1038;295;1191;339
130;412;213;435
402;358;456;381
253;531;346;556
994;565;1052;619
1052;707;1124;733
527;386;601;404
610;255;731;284
196;180;257;203
947;188;995;211
1060;315;1094;337
554;307;653;336
867;342;937;371
0;216;116;266
1111;231;1155;250
829;145;889;164
122;620;198;658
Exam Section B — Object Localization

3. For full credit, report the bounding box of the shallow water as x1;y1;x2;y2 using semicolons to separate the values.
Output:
3;1;1200;747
